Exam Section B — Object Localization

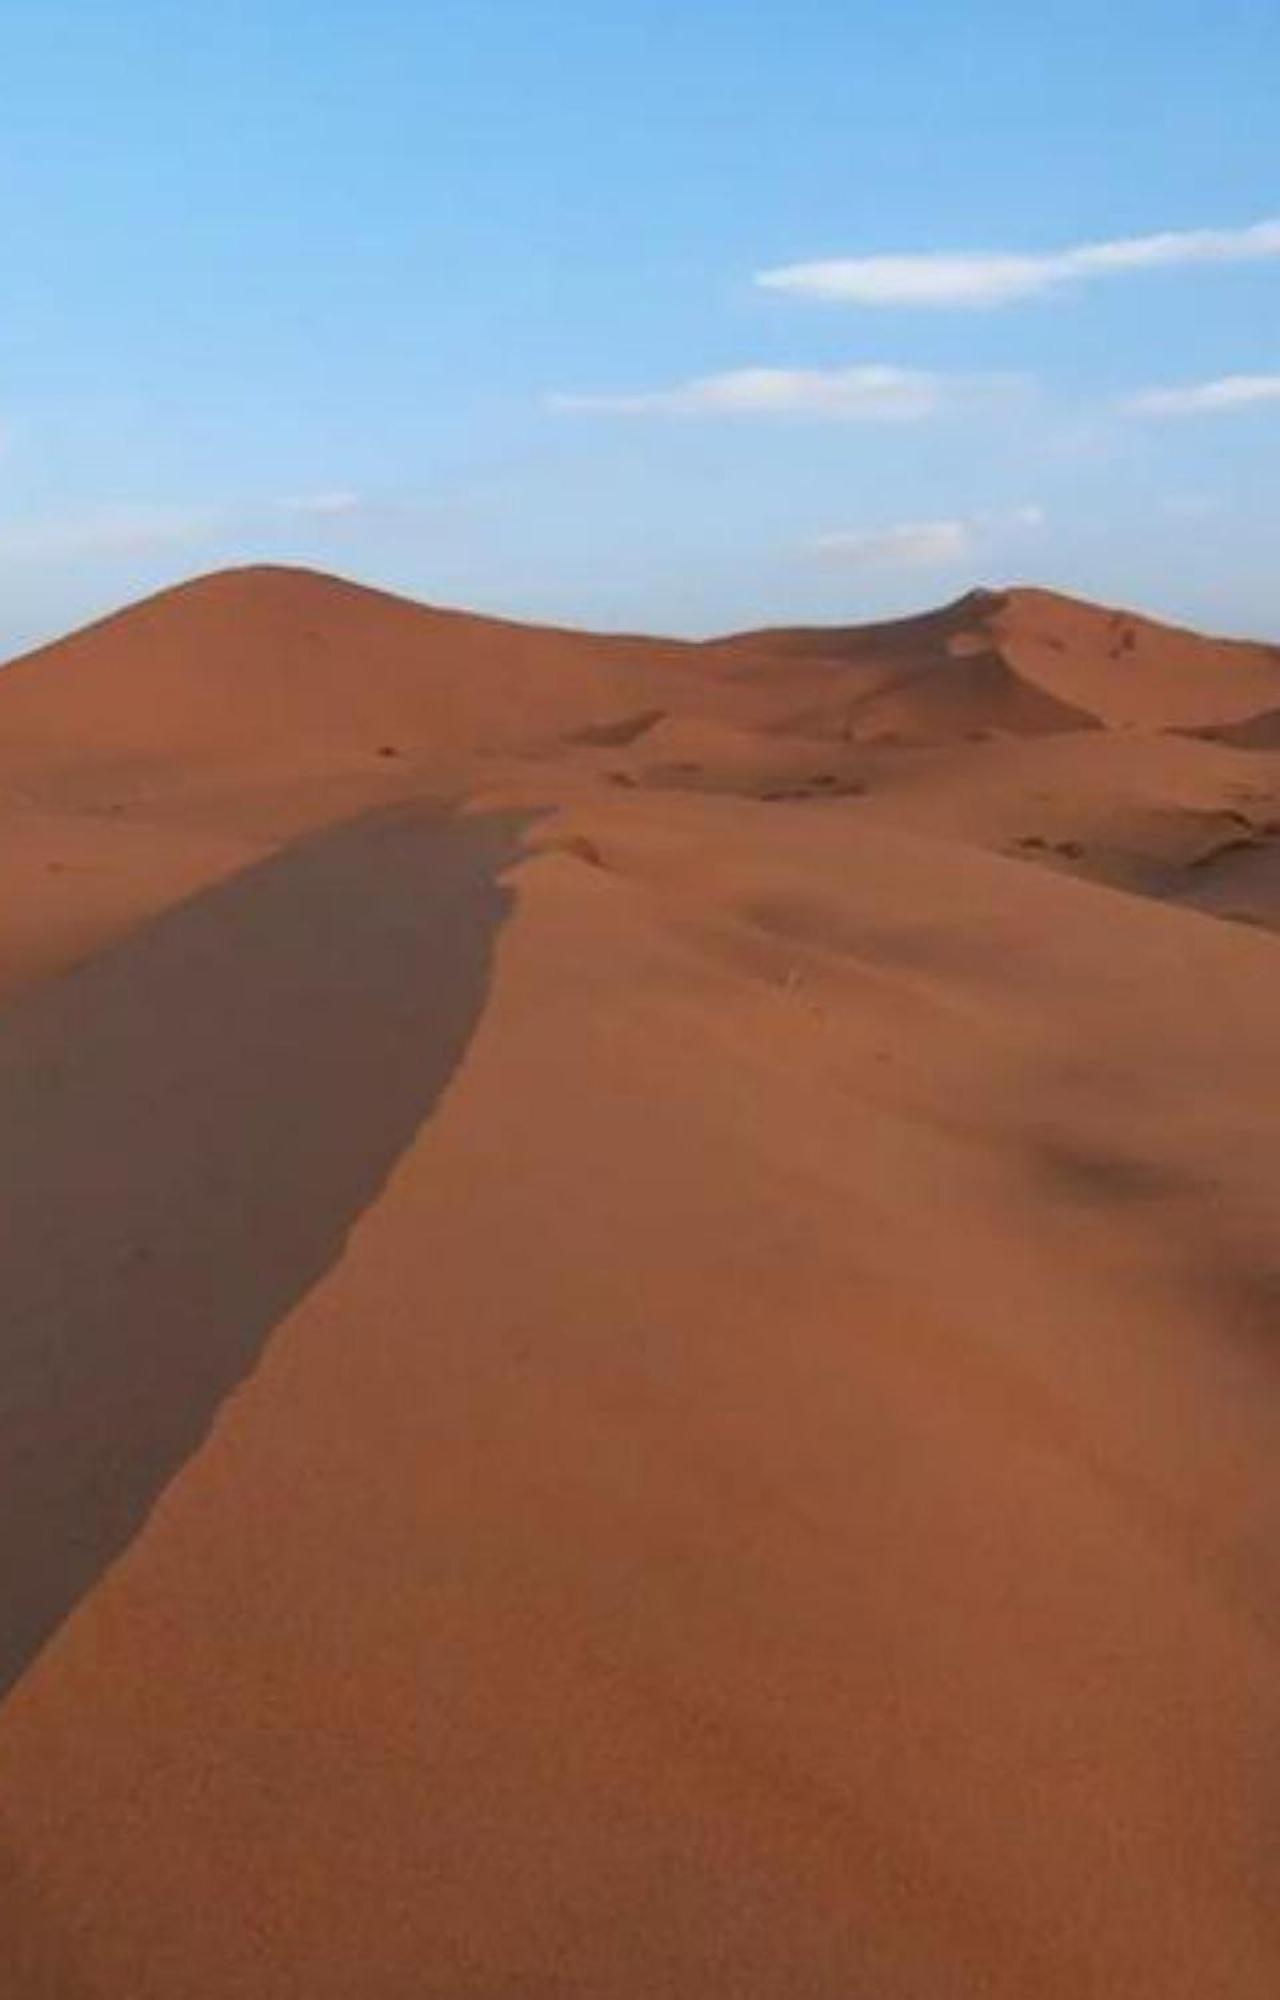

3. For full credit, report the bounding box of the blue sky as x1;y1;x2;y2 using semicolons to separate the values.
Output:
1;0;1277;651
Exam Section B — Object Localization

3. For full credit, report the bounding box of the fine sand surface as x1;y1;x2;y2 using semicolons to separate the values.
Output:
1;568;1278;1996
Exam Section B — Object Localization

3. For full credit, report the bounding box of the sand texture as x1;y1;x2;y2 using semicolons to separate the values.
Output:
1;568;1278;1996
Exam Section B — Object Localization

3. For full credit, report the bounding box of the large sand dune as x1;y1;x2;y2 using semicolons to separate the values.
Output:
1;568;1278;1995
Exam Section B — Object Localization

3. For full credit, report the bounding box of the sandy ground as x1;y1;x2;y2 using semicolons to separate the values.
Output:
1;568;1278;1996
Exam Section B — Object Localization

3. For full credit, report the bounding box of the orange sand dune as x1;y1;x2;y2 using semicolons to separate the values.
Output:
709;585;1280;732
1200;705;1280;751
0;566;702;785
1;567;1278;1997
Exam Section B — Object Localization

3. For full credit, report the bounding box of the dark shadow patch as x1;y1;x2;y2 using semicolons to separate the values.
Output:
542;833;606;868
1175;826;1280;933
565;708;665;749
0;805;525;1705
758;776;868;804
1034;1137;1198;1206
1187;832;1267;871
1208;1263;1280;1351
1215;907;1280;933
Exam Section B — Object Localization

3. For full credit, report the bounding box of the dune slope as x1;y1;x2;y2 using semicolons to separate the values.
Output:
0;804;520;1705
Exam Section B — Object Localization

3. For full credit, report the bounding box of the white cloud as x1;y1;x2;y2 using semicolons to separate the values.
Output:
757;218;1280;308
815;520;975;568
815;504;1044;571
1125;373;1280;417
548;364;949;422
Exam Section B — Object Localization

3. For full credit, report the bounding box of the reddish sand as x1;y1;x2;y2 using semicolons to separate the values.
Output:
1;568;1278;1996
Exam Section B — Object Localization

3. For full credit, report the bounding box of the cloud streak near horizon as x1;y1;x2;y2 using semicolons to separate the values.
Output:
0;495;369;566
816;520;973;567
815;505;1045;571
548;364;1016;421
758;219;1280;308
1125;372;1280;416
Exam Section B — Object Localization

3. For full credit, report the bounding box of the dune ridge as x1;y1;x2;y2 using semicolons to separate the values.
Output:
0;803;521;1705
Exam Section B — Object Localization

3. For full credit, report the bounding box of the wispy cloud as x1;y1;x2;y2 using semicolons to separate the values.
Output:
0;491;370;567
758;218;1280;309
548;364;959;422
274;490;365;516
1125;373;1280;417
0;503;226;564
815;505;1045;571
816;520;975;567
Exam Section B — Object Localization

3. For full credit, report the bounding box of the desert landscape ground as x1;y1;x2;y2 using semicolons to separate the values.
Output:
1;564;1278;1995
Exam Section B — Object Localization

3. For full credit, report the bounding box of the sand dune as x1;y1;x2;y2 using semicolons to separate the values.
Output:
821;643;1101;745
0;566;709;797
989;587;1280;729
1199;704;1280;751
707;584;1280;731
1;568;1278;1996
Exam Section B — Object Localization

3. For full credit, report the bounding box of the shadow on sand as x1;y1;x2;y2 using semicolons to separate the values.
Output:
0;803;524;1706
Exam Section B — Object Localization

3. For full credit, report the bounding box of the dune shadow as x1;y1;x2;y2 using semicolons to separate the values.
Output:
0;803;525;1705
